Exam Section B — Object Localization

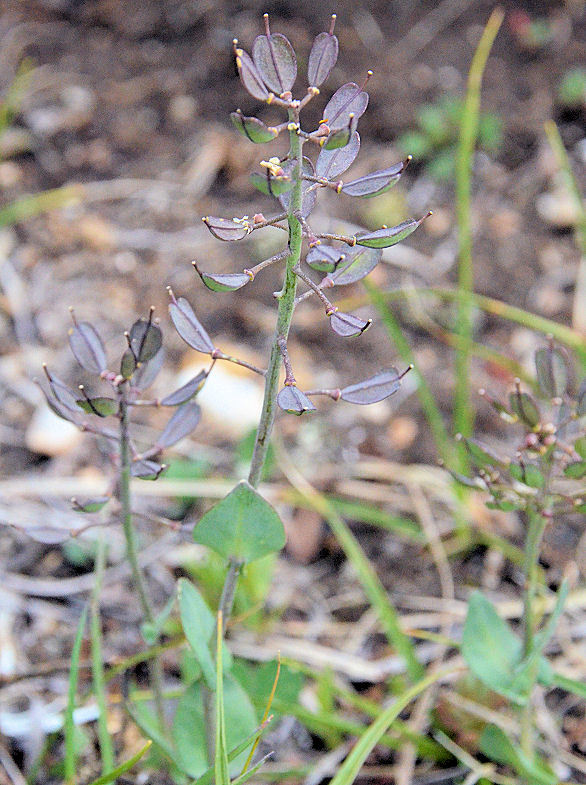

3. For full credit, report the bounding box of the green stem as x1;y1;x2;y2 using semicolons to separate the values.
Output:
454;8;504;468
215;109;304;623
248;109;303;490
119;395;167;736
90;536;114;773
520;505;548;759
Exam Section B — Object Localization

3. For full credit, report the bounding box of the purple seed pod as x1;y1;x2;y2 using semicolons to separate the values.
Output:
308;15;339;87
252;15;297;95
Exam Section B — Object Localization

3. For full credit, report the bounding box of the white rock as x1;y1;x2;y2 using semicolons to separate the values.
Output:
25;405;82;456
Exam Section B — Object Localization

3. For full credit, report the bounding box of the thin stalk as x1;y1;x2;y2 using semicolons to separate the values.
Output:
520;505;548;759
206;108;305;759
90;536;114;773
454;8;504;469
118;394;167;735
248;108;303;490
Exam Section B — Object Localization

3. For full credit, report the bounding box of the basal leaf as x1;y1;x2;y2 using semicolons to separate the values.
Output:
177;578;216;690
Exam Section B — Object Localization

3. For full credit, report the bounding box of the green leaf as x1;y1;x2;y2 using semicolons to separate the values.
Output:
84;742;152;785
575;436;586;460
193;480;286;564
550;670;586;699
178;578;216;689
513;580;568;693
174;678;258;780
215;617;230;785
564;460;586;479
192;724;269;785
479;725;557;785
65;606;88;785
173;683;209;778
461;592;527;704
249;172;293;197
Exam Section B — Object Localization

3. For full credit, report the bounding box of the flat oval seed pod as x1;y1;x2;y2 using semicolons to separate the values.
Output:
76;396;118;417
230;111;278;143
36;378;84;425
535;346;568;398
308;29;339;86
509;390;541;428
250;171;293;197
169;297;215;354
71;496;110;513
129;319;162;363
279;156;317;218
234;46;269;100
277;385;317;415
120;348;137;380
156;402;201;449
327;246;381;286
203;216;249;242
322;82;369;130
131;459;166;480
329;310;372;337
68;321;107;374
194;265;252;293
306;244;344;273
341;160;409;198
355;214;429;248
161;370;208;406
340;368;401;404
316;131;360;180
253;31;297;94
323;126;352;150
44;371;80;412
132;347;165;391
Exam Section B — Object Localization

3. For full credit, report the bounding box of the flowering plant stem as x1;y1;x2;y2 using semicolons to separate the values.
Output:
219;107;303;625
119;394;167;734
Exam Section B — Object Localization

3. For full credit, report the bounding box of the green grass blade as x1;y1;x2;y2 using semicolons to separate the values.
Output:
0;185;81;228
65;605;88;785
91;537;115;773
454;8;505;467
544;120;586;335
328;667;458;785
84;741;152;785
193;725;270;785
364;279;455;469
214;611;230;785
